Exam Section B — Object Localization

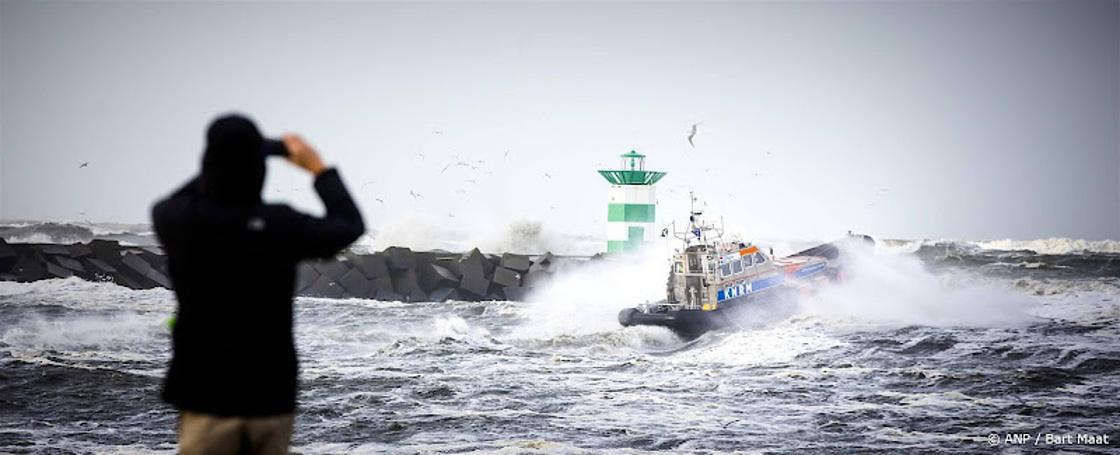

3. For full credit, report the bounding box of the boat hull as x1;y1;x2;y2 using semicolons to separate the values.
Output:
618;287;794;339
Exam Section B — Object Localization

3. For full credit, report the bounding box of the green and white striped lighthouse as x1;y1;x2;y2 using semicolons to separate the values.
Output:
597;150;667;253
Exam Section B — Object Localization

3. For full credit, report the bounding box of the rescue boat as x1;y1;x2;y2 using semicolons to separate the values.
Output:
617;194;866;339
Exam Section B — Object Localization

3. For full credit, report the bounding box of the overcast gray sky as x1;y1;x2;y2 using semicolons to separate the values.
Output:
2;1;1117;241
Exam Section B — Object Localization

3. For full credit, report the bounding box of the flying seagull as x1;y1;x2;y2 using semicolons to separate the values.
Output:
409;190;422;199
440;164;451;174
687;122;702;148
544;173;552;179
375;198;384;204
79;162;89;168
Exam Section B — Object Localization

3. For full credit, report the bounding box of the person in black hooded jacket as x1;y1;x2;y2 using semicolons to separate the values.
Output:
152;114;364;454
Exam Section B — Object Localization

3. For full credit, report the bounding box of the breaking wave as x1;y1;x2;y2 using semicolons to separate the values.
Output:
883;237;1120;256
355;216;601;256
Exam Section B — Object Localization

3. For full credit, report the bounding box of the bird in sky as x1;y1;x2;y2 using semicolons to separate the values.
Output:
79;162;89;168
440;164;451;174
416;153;425;160
544;173;552;179
504;150;511;158
465;179;477;184
687;122;702;148
409;190;422;199
433;130;443;135
375;198;384;204
360;181;376;190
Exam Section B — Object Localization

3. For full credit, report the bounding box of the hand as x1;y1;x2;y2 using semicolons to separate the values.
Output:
282;133;327;176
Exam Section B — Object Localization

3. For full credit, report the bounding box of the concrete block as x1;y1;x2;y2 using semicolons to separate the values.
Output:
139;252;168;275
456;288;484;301
404;288;428;302
338;268;372;298
391;269;421;295
350;253;389;279
416;262;459;293
503;286;531;301
486;288;506;301
459;249;486;275
40;244;71;256
458;270;490;297
45;261;74;279
428;287;460;302
82;258;117;275
482;254;498;277
306;275;345;299
112;273;147;290
499;253;532;273
121;252;154;276
435;257;462;277
492;266;523;288
368;276;394;298
529;252;555;273
384;247;416;270
312;260;351;282
67;243;94;258
523;270;553;288
374;288;403;301
119;253;158;289
53;256;86;274
13;254;48;282
0;238;16;273
413;251;437;267
88;239;123;264
146;268;172;289
296;263;320;293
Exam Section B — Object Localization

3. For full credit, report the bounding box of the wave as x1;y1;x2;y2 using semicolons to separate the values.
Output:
882;237;1120;256
355;215;602;256
0;221;154;245
975;238;1120;255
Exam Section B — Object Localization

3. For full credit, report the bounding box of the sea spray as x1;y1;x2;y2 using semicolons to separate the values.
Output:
511;245;670;339
355;215;601;255
801;242;1036;328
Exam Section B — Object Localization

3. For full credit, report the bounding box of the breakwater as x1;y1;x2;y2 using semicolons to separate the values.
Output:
0;238;584;301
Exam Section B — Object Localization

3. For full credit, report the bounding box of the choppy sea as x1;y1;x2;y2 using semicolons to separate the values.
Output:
0;222;1117;453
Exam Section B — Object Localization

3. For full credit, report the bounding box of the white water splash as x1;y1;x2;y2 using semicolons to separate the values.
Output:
802;243;1037;328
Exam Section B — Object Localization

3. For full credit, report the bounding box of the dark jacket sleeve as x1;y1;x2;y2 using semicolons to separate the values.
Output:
280;168;366;259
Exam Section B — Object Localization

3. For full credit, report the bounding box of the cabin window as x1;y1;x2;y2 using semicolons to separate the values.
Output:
675;262;684;274
754;252;767;264
720;263;732;277
742;254;753;268
687;254;703;273
731;259;743;274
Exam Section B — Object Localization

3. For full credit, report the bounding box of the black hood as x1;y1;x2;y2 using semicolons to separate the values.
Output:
199;114;266;206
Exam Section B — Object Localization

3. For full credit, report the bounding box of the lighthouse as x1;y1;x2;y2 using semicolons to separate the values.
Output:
597;150;667;253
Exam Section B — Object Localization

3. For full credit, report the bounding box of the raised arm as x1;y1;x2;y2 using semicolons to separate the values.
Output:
281;134;365;258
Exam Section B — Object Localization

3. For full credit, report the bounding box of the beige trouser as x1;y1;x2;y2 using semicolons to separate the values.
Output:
179;411;294;455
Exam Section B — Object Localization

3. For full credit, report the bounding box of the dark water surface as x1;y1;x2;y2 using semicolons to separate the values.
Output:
1;246;1117;454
